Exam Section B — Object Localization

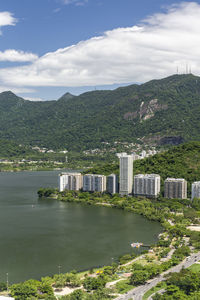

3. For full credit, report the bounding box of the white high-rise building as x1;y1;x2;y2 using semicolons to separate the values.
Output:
164;178;187;199
58;173;83;192
134;174;160;198
107;174;119;194
83;174;106;192
191;181;200;200
119;153;133;195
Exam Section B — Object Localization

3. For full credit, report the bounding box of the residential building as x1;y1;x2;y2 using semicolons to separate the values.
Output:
140;150;147;158
107;174;119;194
119;153;133;195
134;174;160;198
58;173;83;192
83;174;107;192
131;152;141;161
164;178;187;199
83;174;93;192
191;181;200;200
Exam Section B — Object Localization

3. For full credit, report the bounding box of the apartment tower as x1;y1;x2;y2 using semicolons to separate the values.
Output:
191;181;200;200
83;174;107;192
119;153;133;195
164;178;187;199
134;174;160;198
58;173;83;192
107;174;119;194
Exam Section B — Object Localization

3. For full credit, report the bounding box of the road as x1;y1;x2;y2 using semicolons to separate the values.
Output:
148;288;165;300
115;251;200;300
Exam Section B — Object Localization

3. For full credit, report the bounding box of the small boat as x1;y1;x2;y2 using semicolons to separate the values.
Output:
131;242;143;248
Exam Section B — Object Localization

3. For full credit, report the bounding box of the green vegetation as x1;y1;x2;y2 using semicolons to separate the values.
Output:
152;269;200;299
143;282;167;300
188;263;200;273
59;288;113;300
36;183;200;299
10;278;54;300
2;74;200;151
0;139;117;171
0;139;37;158
7;183;200;299
38;188;200;225
0;282;7;292
7;269;115;300
85;141;200;196
34;140;200;298
115;279;133;294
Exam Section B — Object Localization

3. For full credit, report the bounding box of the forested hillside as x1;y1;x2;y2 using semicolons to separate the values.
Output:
1;74;200;150
0;139;37;158
85;141;200;195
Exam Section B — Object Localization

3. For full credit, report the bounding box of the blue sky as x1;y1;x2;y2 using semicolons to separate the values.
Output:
0;0;200;100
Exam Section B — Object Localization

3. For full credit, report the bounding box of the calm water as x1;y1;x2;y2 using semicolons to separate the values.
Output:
0;171;162;283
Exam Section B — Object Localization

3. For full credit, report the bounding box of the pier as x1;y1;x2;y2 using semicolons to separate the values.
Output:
131;242;150;248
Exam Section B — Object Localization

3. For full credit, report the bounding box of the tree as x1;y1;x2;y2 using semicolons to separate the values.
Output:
10;282;38;300
129;270;149;285
0;282;7;291
39;282;54;296
60;289;85;300
166;285;180;295
83;277;105;291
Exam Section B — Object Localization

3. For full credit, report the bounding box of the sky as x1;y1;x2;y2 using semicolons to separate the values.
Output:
0;0;200;100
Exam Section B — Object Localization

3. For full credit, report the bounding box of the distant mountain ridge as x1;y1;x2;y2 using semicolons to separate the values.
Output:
57;92;75;102
1;74;200;150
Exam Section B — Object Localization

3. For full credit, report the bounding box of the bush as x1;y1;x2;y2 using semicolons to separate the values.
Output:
0;282;7;291
83;276;106;291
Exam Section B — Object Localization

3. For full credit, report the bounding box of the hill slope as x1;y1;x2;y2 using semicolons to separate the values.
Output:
1;74;200;150
0;139;37;158
85;141;200;196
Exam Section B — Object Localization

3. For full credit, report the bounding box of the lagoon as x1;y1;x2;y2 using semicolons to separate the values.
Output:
0;171;162;283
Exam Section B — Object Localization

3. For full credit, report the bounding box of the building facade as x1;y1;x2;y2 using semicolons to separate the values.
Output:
107;174;119;194
58;173;83;192
134;174;160;198
191;181;200;200
164;178;187;199
119;153;133;195
83;174;107;192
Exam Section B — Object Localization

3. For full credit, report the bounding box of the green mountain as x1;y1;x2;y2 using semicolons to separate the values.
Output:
1;74;200;150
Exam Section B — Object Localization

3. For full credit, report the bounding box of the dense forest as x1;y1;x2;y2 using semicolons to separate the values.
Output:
1;74;200;150
0;139;37;158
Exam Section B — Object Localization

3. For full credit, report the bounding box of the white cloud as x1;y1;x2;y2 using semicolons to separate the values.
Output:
24;97;44;101
61;0;88;6
0;50;38;62
0;11;17;34
0;2;200;87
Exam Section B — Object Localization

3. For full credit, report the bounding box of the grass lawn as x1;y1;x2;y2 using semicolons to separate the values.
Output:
135;258;148;266
114;279;134;294
188;263;200;272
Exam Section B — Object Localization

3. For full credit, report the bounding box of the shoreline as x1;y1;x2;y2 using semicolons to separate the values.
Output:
1;185;198;299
